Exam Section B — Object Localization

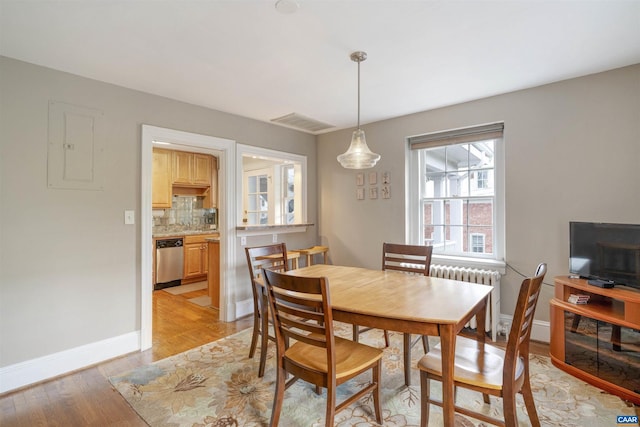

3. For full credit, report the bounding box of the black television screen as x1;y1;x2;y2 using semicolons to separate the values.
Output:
569;221;640;289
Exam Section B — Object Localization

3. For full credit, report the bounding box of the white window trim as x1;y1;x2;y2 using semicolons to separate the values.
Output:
236;144;307;233
406;133;505;272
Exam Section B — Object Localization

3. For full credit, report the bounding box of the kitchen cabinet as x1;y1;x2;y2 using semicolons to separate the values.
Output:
183;234;216;283
152;148;172;208
172;151;211;186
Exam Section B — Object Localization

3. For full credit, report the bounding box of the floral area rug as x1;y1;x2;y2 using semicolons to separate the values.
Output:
110;324;636;426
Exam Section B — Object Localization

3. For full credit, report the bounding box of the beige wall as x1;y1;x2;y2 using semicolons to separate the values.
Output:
317;64;640;323
0;56;317;368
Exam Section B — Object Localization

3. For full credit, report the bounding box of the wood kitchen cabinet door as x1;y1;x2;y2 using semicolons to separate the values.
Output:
172;151;211;186
152;148;172;208
172;151;193;185
183;234;216;282
192;154;211;186
183;243;207;280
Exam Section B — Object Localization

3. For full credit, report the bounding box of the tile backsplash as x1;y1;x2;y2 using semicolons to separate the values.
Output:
153;195;217;234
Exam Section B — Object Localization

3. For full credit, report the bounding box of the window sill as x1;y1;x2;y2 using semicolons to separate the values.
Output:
431;254;506;275
236;223;313;236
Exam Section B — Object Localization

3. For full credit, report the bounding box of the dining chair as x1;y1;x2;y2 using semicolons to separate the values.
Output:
263;269;383;426
244;243;289;377
353;242;433;386
417;263;547;427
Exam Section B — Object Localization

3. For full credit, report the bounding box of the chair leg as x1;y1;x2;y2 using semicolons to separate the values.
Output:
372;360;383;424
383;330;390;347
270;364;286;427
419;371;430;427
502;392;519;427
325;382;337;427
353;325;359;342
403;333;412;386
421;335;429;353
521;373;541;427
258;306;269;377
248;312;260;359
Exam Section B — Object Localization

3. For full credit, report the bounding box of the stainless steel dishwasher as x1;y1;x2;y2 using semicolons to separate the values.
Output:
155;238;184;290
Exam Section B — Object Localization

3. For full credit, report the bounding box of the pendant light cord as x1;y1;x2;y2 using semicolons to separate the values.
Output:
357;58;361;130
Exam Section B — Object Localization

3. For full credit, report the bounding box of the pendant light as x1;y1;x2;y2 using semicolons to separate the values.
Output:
337;51;381;169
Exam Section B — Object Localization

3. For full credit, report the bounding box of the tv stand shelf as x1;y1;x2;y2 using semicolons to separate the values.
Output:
550;276;640;404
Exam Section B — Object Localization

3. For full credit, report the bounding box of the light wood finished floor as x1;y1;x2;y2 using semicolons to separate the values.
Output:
0;288;252;426
0;287;555;426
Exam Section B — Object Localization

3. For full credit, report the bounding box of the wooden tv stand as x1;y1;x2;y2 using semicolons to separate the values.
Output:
550;276;640;404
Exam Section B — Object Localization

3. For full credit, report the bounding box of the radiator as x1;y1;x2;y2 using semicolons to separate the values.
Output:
430;264;501;342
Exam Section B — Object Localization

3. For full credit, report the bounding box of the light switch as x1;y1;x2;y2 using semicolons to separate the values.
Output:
240;236;247;246
124;210;135;225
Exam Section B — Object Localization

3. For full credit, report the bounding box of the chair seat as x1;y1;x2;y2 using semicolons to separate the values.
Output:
285;335;383;381
417;336;524;391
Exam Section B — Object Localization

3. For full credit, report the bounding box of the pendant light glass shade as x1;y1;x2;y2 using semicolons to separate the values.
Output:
337;129;380;169
337;51;380;169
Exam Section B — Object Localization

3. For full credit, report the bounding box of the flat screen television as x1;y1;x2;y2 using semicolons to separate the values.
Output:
569;221;640;290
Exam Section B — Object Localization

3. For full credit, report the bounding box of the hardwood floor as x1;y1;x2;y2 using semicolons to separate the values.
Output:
0;287;555;426
0;287;252;426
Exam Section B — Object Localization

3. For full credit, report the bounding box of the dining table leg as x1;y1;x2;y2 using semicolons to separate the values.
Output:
439;324;456;426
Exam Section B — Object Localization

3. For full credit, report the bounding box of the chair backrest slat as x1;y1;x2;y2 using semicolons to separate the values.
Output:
382;242;433;276
264;269;334;359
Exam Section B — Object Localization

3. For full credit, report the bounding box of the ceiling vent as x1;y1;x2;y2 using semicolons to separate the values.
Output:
271;113;334;134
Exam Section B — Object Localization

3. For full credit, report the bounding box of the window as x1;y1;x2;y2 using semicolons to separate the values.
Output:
238;145;306;227
281;164;296;224
408;123;504;263
476;170;488;189
471;233;485;253
245;168;270;225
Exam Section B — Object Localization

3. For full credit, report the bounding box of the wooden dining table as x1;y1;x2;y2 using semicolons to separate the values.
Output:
281;264;493;426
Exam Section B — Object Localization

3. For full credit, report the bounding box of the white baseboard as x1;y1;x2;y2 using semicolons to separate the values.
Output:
498;313;550;343
235;298;254;319
0;331;140;394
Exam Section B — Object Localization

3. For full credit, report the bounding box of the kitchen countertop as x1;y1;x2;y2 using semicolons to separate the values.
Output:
235;223;314;231
153;229;219;238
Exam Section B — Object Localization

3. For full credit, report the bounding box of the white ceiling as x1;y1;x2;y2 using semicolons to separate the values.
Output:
2;0;639;134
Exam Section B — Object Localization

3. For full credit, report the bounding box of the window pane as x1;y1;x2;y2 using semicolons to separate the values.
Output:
469;140;495;169
467;199;493;226
469;227;493;254
424;146;448;174
258;176;268;192
470;169;493;196
248;176;257;193
424;172;446;198
418;138;496;257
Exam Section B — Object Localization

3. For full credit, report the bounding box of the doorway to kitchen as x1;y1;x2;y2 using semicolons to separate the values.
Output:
141;125;236;351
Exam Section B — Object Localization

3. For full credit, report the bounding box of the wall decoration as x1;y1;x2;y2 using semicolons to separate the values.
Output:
368;172;377;185
369;187;378;199
382;185;391;199
356;173;364;186
356;187;365;200
382;171;390;184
